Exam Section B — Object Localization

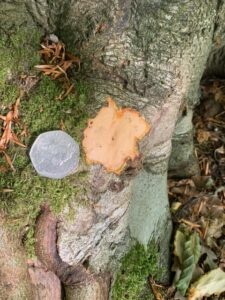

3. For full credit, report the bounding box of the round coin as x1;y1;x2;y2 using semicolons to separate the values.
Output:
30;130;80;179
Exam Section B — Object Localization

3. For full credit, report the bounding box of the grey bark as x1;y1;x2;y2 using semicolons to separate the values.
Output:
53;3;217;289
0;0;224;299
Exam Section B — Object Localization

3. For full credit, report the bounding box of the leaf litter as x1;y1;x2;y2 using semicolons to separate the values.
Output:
0;35;80;172
35;35;80;100
150;79;225;299
0;94;26;171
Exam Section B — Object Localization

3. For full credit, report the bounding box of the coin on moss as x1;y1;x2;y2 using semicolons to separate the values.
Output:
30;130;80;179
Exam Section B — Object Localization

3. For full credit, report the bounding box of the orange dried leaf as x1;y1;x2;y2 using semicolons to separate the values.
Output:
12;97;20;121
20;125;29;137
36;39;79;98
66;52;80;64
0;98;25;154
196;129;211;144
0;122;12;148
82;98;151;174
34;64;55;69
60;60;73;72
5;111;13;124
11;132;26;147
149;277;164;300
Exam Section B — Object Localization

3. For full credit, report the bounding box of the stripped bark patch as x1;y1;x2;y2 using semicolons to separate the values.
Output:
82;98;151;175
34;204;111;299
35;204;94;285
28;260;61;300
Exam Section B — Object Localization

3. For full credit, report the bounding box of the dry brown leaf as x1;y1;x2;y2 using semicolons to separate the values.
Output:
0;115;25;149
12;97;20;121
66;52;80;67
56;83;74;100
149;277;164;300
35;39;79;99
2;151;15;171
196;129;211;144
82;97;151;174
0;97;25;170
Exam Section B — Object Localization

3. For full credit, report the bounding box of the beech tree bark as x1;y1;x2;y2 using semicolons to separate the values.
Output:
1;0;225;299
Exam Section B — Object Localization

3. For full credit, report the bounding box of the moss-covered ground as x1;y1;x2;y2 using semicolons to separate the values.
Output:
112;242;162;300
0;29;91;256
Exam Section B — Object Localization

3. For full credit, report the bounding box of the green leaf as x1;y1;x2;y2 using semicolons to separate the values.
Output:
192;232;201;264
174;229;186;264
188;268;225;300
176;231;201;296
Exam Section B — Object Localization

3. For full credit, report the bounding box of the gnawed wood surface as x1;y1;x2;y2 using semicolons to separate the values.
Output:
28;260;61;300
35;205;111;299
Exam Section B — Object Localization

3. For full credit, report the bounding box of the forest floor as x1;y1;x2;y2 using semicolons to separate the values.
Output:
151;79;225;300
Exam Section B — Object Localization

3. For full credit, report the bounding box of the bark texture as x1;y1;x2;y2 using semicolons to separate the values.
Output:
0;1;36;32
0;216;33;299
34;205;111;299
28;261;62;300
0;1;224;299
204;0;225;78
52;1;217;280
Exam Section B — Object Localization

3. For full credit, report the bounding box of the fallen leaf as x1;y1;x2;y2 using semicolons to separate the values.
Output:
3;152;15;171
12;97;20;121
200;245;218;271
0;96;25;170
35;38;80;99
201;217;225;248
82;98;151;174
188;268;225;300
149;277;164;300
174;229;186;264
196;129;211;144
176;230;201;296
170;201;182;214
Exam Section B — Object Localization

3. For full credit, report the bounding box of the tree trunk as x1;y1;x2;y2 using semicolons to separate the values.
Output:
0;0;223;299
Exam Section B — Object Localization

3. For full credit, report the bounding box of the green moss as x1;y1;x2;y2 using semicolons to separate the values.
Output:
0;76;91;255
112;242;161;300
21;76;90;138
0;29;91;257
0;28;42;106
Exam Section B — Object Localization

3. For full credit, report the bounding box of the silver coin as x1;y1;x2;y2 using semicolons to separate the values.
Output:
29;130;80;179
